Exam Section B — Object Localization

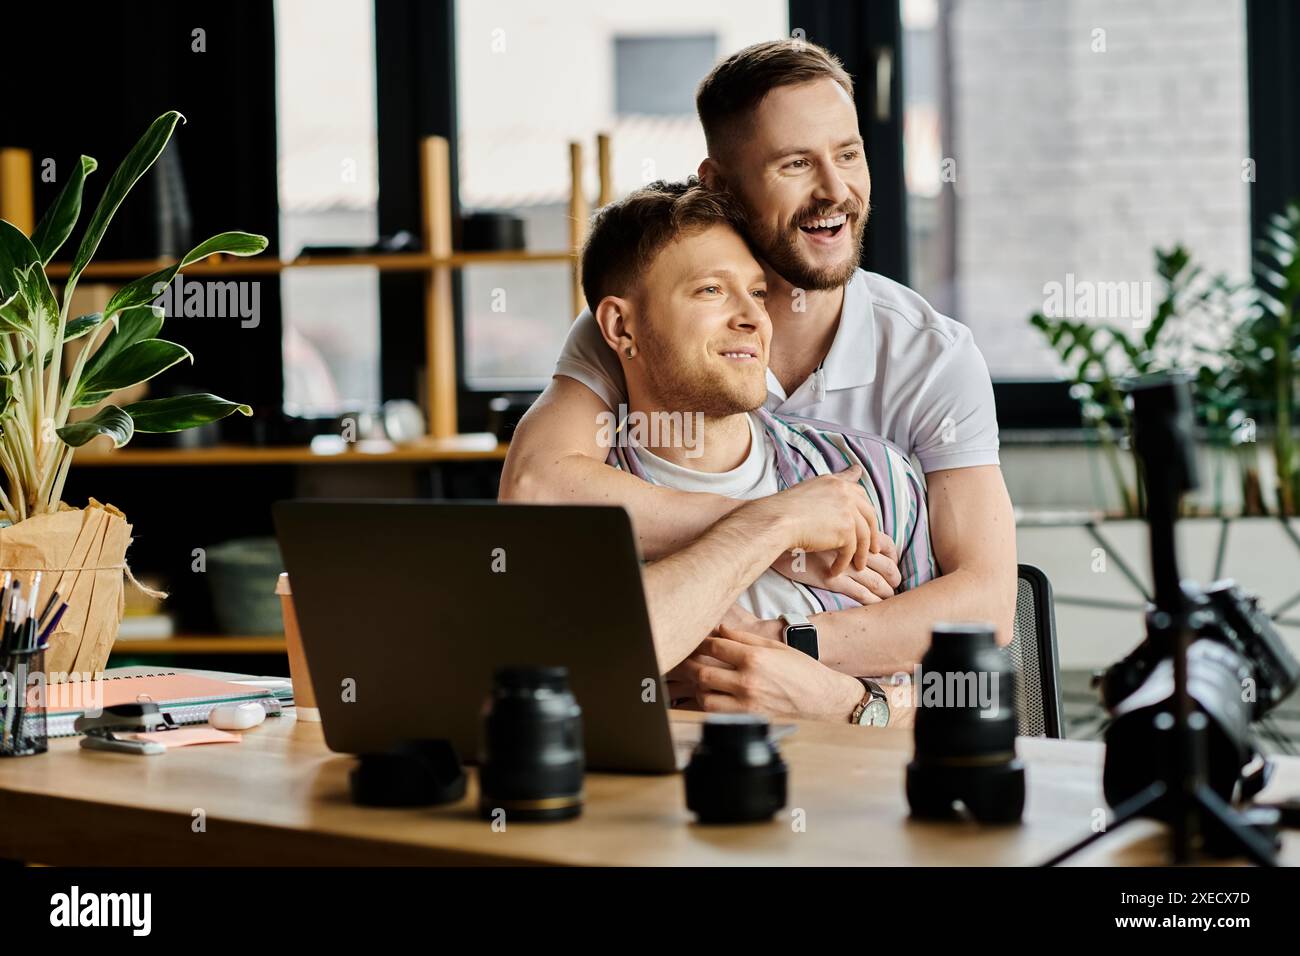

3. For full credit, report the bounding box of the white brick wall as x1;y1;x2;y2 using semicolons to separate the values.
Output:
945;0;1251;376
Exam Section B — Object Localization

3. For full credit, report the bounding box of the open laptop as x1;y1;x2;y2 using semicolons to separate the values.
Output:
273;500;685;773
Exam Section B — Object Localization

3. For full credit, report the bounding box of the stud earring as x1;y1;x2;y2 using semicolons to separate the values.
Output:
624;345;636;359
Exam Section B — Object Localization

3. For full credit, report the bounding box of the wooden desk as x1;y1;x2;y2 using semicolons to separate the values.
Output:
0;714;1296;866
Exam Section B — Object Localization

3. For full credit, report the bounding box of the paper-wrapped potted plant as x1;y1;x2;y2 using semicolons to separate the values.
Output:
0;111;265;678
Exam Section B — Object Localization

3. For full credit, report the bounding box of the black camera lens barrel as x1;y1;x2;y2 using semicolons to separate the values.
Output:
906;622;1025;824
684;715;788;824
478;665;585;822
912;623;1018;759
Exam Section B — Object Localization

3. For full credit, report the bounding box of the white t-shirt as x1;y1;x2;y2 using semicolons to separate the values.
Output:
633;412;820;621
555;269;1000;474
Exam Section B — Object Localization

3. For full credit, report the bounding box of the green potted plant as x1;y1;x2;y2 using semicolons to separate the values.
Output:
1030;203;1300;520
1196;203;1300;517
0;111;265;677
1029;246;1238;517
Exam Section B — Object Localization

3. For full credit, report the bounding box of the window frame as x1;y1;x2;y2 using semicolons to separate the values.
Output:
375;0;1292;434
796;0;1280;432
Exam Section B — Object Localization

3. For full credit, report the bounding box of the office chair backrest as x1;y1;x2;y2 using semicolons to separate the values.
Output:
1005;564;1064;738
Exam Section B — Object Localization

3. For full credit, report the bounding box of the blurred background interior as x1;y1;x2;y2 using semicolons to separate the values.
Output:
2;0;1297;748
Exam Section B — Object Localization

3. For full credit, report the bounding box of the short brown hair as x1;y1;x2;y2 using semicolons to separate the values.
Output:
696;40;854;159
580;179;748;310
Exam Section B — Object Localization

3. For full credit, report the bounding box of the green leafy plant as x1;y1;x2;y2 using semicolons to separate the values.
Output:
1197;204;1300;516
1029;246;1237;516
1030;203;1300;518
0;111;264;524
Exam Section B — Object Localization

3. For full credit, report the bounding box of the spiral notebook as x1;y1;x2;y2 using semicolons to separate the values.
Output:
34;671;279;738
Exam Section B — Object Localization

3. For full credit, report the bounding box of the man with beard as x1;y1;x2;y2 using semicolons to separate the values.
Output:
592;180;933;724
501;39;1015;687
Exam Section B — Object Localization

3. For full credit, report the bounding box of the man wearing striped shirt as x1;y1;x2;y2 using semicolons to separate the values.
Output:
581;181;934;724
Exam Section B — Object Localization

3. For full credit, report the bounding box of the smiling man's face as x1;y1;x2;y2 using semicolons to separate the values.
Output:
628;223;771;418
721;77;870;291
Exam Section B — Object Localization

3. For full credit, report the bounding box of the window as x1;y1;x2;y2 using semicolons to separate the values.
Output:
275;0;381;415
615;36;719;115
454;0;788;390
901;0;1251;380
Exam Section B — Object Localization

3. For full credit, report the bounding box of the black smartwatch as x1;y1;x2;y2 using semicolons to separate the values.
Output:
780;612;819;660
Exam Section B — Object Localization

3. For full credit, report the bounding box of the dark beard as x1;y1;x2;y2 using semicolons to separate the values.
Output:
745;201;868;291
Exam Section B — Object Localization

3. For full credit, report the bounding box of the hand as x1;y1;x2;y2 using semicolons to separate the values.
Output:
771;539;900;604
665;644;730;709
665;659;699;709
675;624;864;722
738;465;886;577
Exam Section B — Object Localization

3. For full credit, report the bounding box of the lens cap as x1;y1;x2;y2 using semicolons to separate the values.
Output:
350;738;467;807
685;714;788;824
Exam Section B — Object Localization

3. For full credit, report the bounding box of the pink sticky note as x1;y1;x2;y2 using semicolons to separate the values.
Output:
129;728;241;748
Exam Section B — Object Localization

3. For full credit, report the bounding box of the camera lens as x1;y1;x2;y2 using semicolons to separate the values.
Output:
684;714;787;824
906;622;1025;823
1103;639;1253;811
478;665;584;822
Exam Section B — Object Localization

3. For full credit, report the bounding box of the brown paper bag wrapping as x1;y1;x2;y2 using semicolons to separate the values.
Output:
0;500;132;681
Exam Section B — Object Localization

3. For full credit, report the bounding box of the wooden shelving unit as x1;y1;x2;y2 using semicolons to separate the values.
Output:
75;433;507;467
18;133;612;446
43;249;574;279
111;635;286;656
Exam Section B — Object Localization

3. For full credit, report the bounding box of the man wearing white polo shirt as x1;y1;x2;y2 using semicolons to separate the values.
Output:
500;39;1017;684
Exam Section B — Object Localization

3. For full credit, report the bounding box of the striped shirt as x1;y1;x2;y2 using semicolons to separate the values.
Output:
607;407;937;612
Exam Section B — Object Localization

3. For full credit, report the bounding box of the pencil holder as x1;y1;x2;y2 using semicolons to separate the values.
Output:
0;645;47;757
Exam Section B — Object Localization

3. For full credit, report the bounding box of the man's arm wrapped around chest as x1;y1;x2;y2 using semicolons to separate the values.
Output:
758;411;938;592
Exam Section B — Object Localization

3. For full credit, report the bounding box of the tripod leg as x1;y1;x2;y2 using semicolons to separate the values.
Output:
1040;782;1166;867
1194;786;1279;867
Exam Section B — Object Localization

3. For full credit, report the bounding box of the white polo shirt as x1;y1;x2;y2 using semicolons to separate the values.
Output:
554;269;1000;473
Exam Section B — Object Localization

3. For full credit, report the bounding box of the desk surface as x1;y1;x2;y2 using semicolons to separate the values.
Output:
0;713;1296;866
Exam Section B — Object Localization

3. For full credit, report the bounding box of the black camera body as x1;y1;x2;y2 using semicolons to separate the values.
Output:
1049;371;1295;865
1102;579;1298;715
1099;578;1299;812
1202;580;1300;716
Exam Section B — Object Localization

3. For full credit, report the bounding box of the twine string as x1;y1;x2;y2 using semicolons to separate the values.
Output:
0;563;169;599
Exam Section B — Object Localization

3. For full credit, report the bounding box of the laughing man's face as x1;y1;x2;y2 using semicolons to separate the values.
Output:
630;224;771;419
724;78;870;292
